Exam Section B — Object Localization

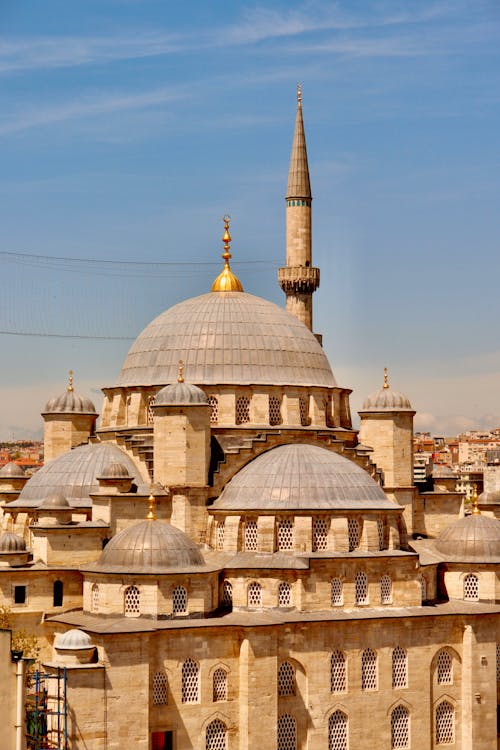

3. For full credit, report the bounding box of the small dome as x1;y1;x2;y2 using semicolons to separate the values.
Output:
43;388;97;416
0;461;25;478
54;629;94;650
361;370;413;412
478;489;500;506
154;381;208;407
435;514;500;562
212;443;395;511
99;462;132;479
0;532;26;552
38;492;71;510
94;520;205;572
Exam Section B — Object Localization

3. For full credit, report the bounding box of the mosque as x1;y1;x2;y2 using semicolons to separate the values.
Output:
0;87;499;750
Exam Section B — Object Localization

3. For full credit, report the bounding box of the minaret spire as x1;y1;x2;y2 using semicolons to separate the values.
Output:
278;84;319;333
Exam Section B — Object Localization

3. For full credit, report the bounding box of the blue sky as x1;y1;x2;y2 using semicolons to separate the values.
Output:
1;0;499;439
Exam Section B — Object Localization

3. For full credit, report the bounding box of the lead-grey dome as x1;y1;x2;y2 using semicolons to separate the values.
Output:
0;461;25;477
212;443;395;511
116;291;336;388
43;390;97;415
12;443;143;508
478;489;500;506
361;385;413;412
99;462;132;479
54;629;94;650
93;520;205;572
0;532;26;552
435;513;500;562
38;492;71;510
154;381;208;406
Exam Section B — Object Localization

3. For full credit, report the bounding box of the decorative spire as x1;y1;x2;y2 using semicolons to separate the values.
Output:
177;359;184;383
146;491;157;521
67;369;74;392
471;484;480;515
383;367;389;389
211;215;244;292
286;83;311;199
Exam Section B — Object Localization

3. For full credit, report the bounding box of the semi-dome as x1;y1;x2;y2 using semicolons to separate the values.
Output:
92;519;205;573
0;461;25;478
54;629;94;650
0;532;26;552
360;369;413;412
154;381;208;407
116;291;336;389
212;443;395;511
435;513;500;562
12;443;143;508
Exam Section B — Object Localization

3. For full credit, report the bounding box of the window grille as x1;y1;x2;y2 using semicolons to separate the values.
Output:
437;650;452;685
463;573;479;601
244;519;258;550
248;582;262;607
222;580;233;609
331;578;343;607
278;662;296;696
235;396;250;424
213;668;227;702
269;396;282;426
206;719;227;750
181;658;199;703
173;585;187;614
330;650;346;693
435;701;454;745
313;517;329;551
124;585;140;616
208;396;219;424
328;710;348;750
277;714;297;750
377;519;386;550
217;519;225;550
381;575;392;604
392;647;408;688
347;518;360;551
497;644;500;681
278;582;292;607
277;518;294;550
299;395;309;426
361;649;377;690
355;572;368;605
147;395;156;425
420;575;427;602
152;671;168;705
91;583;99;613
391;705;410;749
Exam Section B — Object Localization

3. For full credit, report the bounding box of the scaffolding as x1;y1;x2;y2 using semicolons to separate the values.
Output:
25;668;68;750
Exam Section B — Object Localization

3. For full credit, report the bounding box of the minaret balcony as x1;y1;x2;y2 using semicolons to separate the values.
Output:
278;266;320;294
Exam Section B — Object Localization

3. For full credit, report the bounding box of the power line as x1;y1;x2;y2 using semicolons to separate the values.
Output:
0;249;278;267
0;329;134;341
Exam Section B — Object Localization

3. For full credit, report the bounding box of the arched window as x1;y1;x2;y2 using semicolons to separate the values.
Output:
331;578;343;607
392;647;408;688
124;585;140;616
328;710;348;750
172;585;187;614
244;519;258;550
213;667;228;702
181;658;199;703
278;662;295;696
206;719;227;750
313;517;329;551
277;714;296;750
278;582;291;607
147;395;156;425
217;519;225;550
299;395;309;426
381;575;392;604
391;705;410;749
91;583;99;613
377;519;386;550
248;582;262;607
420;575;427;602
361;649;377;690
437;650;453;685
435;701;454;745
330;650;346;693
355;572;368;605
208;396;219;424
53;580;63;607
222;580;233;610
235;396;250;425
463;573;479;601
269;396;282;426
152;671;168;705
277;518;293;550
347;518;360;551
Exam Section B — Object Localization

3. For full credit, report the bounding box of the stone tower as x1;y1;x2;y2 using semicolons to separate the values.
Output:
278;84;320;332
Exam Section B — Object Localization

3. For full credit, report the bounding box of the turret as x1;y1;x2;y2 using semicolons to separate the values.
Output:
278;84;319;332
42;371;98;462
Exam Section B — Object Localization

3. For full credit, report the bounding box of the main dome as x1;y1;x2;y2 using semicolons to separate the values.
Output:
116;291;336;388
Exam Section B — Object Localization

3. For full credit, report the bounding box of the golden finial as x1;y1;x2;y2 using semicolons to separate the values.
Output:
146;491;157;521
297;82;302;107
177;359;184;383
471;484;480;514
210;215;244;292
383;367;389;389
67;369;74;392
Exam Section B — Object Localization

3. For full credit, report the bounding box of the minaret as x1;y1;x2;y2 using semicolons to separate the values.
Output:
278;84;319;332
